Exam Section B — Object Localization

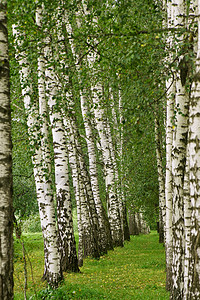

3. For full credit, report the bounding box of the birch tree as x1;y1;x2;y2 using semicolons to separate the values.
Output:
12;24;62;287
0;1;13;298
165;76;175;291
107;89;127;241
64;117;84;266
36;3;80;273
165;4;176;282
73;2;124;247
80;91;113;252
154;110;165;243
165;0;196;297
117;89;130;241
64;115;101;263
63;6;114;253
187;1;200;297
183;148;190;298
91;81;123;247
159;0;200;298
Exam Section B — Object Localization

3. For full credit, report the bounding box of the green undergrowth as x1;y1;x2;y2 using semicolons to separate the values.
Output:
14;231;169;299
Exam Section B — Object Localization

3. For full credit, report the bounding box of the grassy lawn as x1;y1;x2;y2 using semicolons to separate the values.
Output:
14;231;169;299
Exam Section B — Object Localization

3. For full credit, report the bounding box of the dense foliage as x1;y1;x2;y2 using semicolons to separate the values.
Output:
8;0;165;227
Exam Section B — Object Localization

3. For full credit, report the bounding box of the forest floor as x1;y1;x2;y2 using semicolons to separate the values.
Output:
14;231;170;299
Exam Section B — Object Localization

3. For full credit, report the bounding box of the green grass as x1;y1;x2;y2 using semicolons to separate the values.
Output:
14;232;169;299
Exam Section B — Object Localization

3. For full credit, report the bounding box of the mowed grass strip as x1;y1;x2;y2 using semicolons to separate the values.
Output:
14;231;169;299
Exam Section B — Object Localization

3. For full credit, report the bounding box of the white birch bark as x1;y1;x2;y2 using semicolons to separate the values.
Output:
0;2;14;298
183;149;190;299
44;52;78;272
171;71;189;300
139;212;150;234
63;117;84;267
64;116;101;261
106;105;124;239
109;89;130;241
80;92;113;252
135;212;141;233
165;75;175;291
73;3;123;247
154;113;165;243
64;11;113;252
36;4;79;273
12;24;61;287
188;69;200;299
170;0;193;298
90;80;123;246
183;1;198;297
187;1;200;297
35;10;56;277
118;90;130;241
165;0;175;282
68;110;102;258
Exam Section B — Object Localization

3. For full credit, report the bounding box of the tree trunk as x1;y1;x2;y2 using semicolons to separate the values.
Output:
64;118;84;267
128;208;139;236
183;150;190;299
71;4;123;247
154;114;165;243
170;1;189;297
165;76;175;291
171;79;188;299
80;90;113;252
0;2;14;298
118;89;130;241
91;82;123;247
36;4;80;273
64;116;101;261
187;4;200;295
13;23;62;287
64;11;113;253
165;0;176;291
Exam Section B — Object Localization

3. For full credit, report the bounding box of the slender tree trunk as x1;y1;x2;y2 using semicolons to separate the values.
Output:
139;213;150;234
106;93;124;239
91;82;123;247
64;115;101;261
183;150;190;299
118;89;130;241
128;208;139;236
64;10;113;253
136;212;142;233
64;117;84;267
171;81;188;299
165;91;175;291
69;111;102;259
71;3;123;247
13;24;62;287
187;3;200;296
165;0;176;291
165;77;175;291
80;91;113;252
0;2;14;298
36;4;79;273
122;202;130;241
154;114;165;243
170;0;190;297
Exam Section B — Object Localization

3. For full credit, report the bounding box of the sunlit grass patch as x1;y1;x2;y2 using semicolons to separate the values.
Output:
14;231;169;299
